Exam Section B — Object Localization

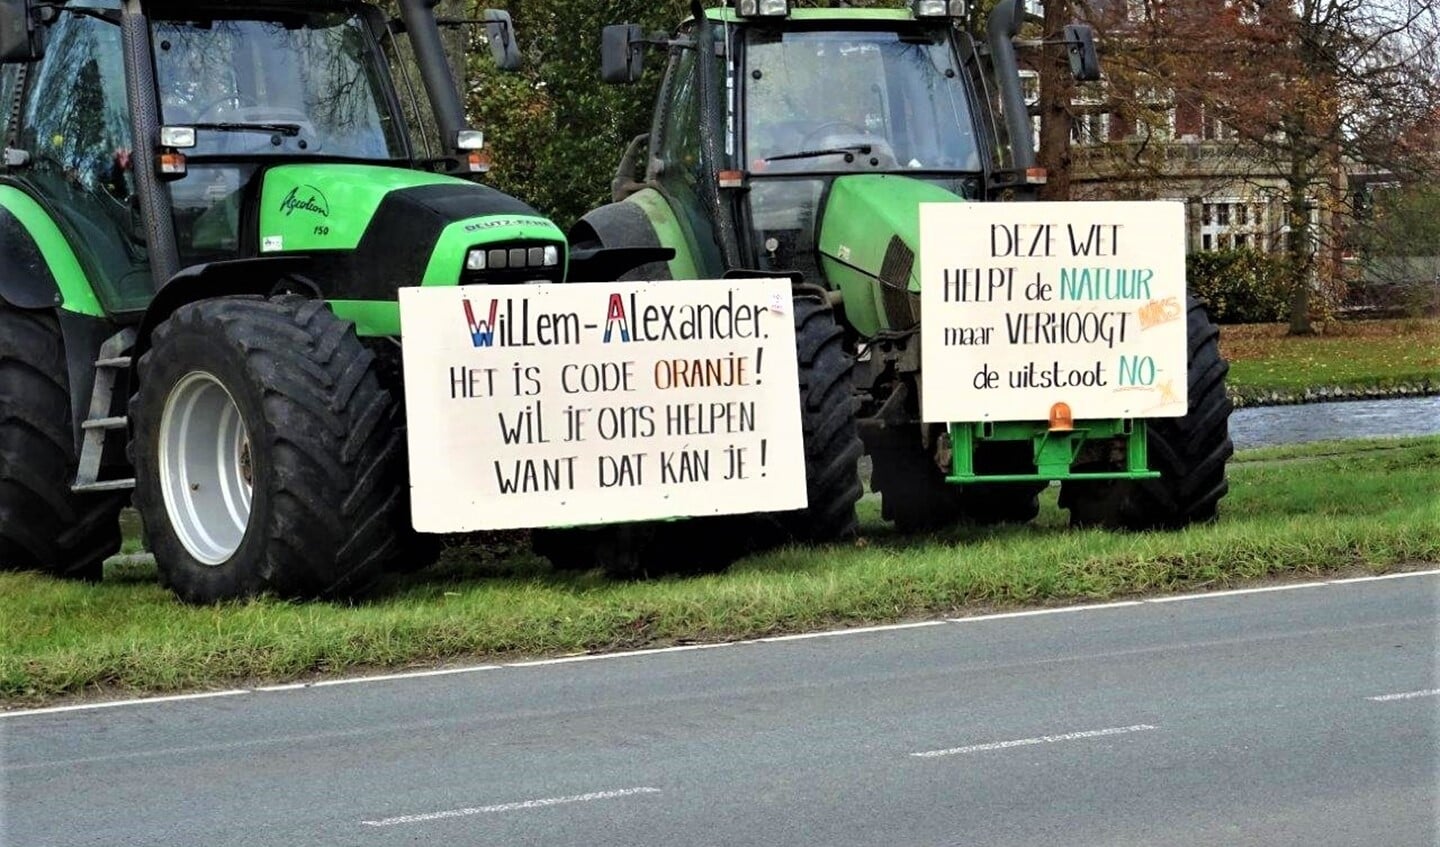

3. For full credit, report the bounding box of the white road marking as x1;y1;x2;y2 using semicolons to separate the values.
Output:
360;787;662;827
1367;689;1440;702
507;644;720;667
912;724;1158;758
1332;570;1440;584
5;570;1435;719
758;620;949;642
307;665;501;687
1145;582;1329;602
945;601;1142;623
1;689;249;717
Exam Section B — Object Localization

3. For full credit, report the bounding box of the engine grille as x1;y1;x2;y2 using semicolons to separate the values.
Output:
878;236;919;329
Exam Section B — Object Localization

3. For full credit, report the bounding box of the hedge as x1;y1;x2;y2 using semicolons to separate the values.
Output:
1187;249;1297;324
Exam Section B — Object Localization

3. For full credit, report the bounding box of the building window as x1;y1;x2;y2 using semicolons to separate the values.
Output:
1198;198;1273;253
1201;108;1237;141
1019;69;1040;151
1071;111;1110;146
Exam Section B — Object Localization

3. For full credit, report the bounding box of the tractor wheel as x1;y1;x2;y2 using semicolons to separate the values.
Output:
0;306;123;580
868;432;965;533
959;441;1047;527
533;516;756;579
531;523;655;579
1059;297;1233;529
871;430;1043;532
359;339;442;575
959;483;1045;526
771;296;863;542
130;296;406;603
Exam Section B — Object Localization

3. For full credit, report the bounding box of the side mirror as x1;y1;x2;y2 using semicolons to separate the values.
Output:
0;0;42;63
1063;24;1100;82
601;24;644;85
483;9;521;72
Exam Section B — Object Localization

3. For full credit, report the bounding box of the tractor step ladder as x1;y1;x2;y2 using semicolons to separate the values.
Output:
73;328;138;494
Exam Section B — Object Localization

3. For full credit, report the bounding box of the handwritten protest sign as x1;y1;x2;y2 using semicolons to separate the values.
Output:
919;201;1188;423
399;280;806;532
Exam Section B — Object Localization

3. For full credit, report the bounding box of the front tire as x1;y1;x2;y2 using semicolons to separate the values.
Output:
131;296;406;603
1059;297;1233;529
0;306;123;579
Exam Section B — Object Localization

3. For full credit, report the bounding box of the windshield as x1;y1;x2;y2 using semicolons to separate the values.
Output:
745;28;981;174
152;12;406;159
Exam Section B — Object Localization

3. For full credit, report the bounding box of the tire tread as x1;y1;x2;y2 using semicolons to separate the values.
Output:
131;296;404;601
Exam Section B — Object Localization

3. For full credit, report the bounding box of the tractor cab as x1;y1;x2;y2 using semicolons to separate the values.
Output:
745;25;985;176
149;8;411;272
738;16;994;297
0;0;526;318
596;3;1075;330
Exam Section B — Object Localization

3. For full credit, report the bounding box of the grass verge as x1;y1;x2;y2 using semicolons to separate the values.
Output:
3;437;1437;706
1222;318;1439;401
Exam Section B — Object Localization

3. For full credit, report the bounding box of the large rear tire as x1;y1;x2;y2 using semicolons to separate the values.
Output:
532;515;755;579
1059;297;1233;529
131;296;406;603
868;428;965;533
870;426;1043;533
0;306;123;579
771;296;863;542
958;441;1046;526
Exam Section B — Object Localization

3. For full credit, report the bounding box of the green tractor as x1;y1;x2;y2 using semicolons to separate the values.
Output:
0;0;657;602
584;0;1233;537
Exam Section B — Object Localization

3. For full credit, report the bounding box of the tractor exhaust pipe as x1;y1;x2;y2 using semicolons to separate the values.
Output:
397;0;466;153
986;0;1037;171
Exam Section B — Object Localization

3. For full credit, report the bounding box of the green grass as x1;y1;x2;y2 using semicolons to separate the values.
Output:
1222;318;1439;397
3;437;1437;706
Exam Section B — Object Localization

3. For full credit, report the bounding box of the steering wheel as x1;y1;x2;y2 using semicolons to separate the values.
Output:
800;120;871;148
195;93;261;122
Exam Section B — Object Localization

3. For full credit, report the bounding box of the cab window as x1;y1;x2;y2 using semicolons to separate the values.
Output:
18;12;151;311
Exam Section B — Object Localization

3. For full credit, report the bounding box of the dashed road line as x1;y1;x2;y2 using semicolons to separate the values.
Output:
912;724;1159;758
1367;689;1440;702
360;787;662;827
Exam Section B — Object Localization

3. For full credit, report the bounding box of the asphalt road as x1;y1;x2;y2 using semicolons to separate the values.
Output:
3;572;1437;847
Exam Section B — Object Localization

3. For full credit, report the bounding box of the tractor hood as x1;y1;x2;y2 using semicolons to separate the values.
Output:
182;163;572;336
257;164;559;254
816;174;965;335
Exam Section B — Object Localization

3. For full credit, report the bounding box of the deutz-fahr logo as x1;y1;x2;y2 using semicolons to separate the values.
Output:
464;216;550;233
278;186;330;218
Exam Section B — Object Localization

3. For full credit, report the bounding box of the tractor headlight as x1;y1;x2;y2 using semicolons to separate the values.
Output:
912;0;964;16
159;126;197;149
738;0;789;17
456;130;485;150
464;243;560;274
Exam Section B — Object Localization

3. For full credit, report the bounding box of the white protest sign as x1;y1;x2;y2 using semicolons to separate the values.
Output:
919;201;1188;423
399;279;807;532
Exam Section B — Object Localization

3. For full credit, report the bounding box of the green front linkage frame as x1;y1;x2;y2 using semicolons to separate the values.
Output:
947;420;1162;484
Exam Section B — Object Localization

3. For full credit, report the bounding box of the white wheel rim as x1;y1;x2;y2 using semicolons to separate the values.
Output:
158;372;253;566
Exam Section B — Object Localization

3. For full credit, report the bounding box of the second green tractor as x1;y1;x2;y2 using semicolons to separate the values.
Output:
571;0;1233;553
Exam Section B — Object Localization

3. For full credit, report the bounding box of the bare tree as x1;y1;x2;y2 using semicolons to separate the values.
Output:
1036;0;1079;199
1090;0;1440;333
